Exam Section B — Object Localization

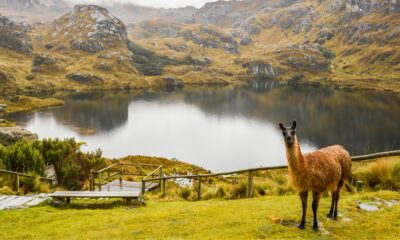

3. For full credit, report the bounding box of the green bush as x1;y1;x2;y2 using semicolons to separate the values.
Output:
0;138;106;190
20;173;41;193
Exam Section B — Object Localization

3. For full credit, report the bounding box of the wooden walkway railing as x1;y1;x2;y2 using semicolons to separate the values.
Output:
142;150;400;200
90;163;163;192
0;169;54;192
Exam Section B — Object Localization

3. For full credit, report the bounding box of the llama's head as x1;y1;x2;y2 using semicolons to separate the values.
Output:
278;121;297;146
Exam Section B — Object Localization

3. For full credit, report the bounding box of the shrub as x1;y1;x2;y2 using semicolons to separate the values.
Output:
180;187;192;200
216;185;227;198
255;185;266;196
0;186;14;195
20;174;41;194
354;159;400;191
202;187;216;200
229;182;248;199
0;138;106;190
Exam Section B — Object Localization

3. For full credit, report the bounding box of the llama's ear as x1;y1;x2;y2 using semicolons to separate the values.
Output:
279;123;285;131
291;120;297;130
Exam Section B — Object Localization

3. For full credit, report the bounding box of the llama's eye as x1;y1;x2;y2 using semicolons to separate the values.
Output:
291;131;296;135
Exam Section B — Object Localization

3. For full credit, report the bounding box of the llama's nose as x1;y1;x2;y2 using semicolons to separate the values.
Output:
286;136;291;141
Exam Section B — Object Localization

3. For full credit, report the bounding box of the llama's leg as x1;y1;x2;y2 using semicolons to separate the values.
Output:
327;191;336;218
334;179;344;220
298;190;308;229
334;189;341;220
312;191;322;230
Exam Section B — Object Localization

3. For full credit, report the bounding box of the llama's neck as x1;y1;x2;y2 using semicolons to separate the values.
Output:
285;136;306;174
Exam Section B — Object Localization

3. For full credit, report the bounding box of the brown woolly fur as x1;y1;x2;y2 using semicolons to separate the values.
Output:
279;121;352;230
286;139;351;193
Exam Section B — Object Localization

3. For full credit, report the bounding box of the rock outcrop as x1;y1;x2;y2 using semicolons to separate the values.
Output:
0;70;14;82
31;54;63;73
47;5;128;53
274;44;335;72
182;25;239;53
66;72;104;84
0;13;32;54
0;126;38;145
244;61;280;78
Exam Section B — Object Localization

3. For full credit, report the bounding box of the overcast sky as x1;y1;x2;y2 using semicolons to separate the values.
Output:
66;0;218;8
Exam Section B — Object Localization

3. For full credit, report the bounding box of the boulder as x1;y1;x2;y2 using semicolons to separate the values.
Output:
240;37;252;46
224;43;240;54
71;38;105;53
98;53;112;59
93;62;111;71
25;74;36;80
315;30;334;44
0;103;6;112
163;76;183;88
31;54;63;73
0;126;38;145
165;43;188;52
66;72;104;84
0;70;14;82
0;70;7;81
0;13;32;54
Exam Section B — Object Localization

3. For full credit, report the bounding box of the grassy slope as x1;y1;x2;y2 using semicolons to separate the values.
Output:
0;191;399;239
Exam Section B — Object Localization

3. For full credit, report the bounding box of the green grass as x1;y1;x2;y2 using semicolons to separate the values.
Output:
0;191;399;239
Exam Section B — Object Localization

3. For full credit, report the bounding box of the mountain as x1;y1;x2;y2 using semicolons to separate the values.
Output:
0;4;141;96
130;0;400;92
1;0;400;95
0;0;196;24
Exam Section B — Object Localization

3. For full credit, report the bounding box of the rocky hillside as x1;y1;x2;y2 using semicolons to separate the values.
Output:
43;5;128;53
0;4;142;96
1;0;400;94
129;0;400;92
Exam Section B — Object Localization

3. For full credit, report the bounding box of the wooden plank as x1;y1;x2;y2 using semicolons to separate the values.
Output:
51;191;140;198
100;180;159;192
24;197;49;206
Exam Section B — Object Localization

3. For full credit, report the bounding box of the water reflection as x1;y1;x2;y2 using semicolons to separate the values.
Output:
7;84;400;172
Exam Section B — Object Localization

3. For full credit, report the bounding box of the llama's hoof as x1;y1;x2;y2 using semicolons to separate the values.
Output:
333;216;338;220
297;223;305;230
327;213;333;219
313;224;319;231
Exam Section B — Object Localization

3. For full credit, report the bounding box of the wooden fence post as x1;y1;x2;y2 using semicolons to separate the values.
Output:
98;171;102;191
356;181;363;192
159;167;163;189
162;179;166;196
141;180;146;195
90;170;94;191
16;174;20;192
198;176;202;200
119;164;123;185
247;170;253;198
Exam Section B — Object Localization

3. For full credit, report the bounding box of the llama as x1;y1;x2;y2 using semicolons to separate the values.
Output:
278;121;351;230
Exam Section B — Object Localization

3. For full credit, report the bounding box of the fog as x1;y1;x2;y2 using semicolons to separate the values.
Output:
65;0;217;8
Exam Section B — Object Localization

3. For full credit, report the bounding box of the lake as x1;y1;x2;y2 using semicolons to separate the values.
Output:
7;83;400;172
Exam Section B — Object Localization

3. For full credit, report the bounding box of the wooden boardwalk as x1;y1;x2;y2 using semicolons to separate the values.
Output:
99;180;159;192
51;180;159;202
0;194;50;210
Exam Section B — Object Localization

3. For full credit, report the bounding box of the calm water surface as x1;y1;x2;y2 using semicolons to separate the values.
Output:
8;83;400;172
